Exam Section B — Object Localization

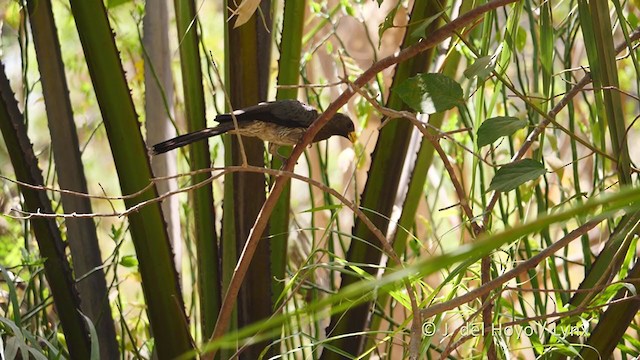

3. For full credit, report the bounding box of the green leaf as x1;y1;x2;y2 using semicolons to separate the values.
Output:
79;313;100;360
120;255;139;268
516;25;527;52
109;224;123;240
387;288;411;309
409;10;447;40
623;334;640;352
477;116;527;147
325;41;333;54
487;159;546;193
341;0;356;16
396;73;463;114
378;5;399;41
463;56;494;79
496;2;523;75
310;1;322;13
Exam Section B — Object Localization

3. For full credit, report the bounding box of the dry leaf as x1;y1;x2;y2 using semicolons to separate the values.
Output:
232;0;261;28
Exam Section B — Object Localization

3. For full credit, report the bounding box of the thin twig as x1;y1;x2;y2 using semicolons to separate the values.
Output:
5;166;384;245
0;174;155;201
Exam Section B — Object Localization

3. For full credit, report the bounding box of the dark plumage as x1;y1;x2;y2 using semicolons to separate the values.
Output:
150;100;356;155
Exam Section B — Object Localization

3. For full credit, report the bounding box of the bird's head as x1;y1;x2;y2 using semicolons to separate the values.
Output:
314;113;357;143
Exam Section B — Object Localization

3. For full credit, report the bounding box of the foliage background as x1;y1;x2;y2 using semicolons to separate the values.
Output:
0;0;639;359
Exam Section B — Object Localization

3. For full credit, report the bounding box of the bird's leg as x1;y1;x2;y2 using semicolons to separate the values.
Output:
268;143;288;162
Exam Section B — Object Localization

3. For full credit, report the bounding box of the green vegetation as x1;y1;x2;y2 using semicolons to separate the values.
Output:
0;0;639;359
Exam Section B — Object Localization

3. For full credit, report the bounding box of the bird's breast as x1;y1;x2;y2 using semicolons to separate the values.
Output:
229;121;307;145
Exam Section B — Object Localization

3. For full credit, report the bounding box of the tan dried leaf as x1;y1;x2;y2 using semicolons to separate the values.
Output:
232;0;261;28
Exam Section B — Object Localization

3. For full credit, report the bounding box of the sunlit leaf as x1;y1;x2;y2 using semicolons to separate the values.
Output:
310;1;322;13
326;41;334;54
496;2;523;75
341;0;356;16
120;255;139;268
463;56;494;79
396;73;463;114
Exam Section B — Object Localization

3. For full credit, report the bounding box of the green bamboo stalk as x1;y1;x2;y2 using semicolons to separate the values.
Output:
223;0;272;357
26;0;118;357
564;0;634;313
0;63;90;360
67;0;192;357
174;0;221;340
577;2;640;356
586;0;631;184
270;0;307;307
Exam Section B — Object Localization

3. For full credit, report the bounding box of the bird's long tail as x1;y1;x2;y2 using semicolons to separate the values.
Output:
149;123;234;155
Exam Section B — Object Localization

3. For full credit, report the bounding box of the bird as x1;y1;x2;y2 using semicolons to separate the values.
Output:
150;100;356;155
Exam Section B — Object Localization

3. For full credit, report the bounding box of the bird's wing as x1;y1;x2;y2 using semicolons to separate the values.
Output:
215;100;318;128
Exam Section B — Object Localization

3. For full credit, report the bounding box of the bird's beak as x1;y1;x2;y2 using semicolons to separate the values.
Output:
348;132;357;143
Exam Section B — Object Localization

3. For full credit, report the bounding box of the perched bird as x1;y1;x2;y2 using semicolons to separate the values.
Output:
150;100;356;155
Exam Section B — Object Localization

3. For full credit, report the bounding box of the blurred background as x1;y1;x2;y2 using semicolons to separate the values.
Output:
0;0;639;359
